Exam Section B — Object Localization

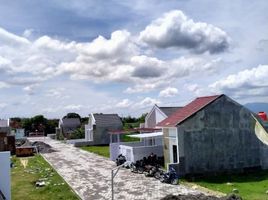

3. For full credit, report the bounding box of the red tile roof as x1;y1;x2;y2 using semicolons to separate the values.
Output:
157;95;223;127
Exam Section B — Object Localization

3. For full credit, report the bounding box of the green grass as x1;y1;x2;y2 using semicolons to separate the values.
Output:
191;170;268;200
121;134;140;142
11;155;79;200
80;146;110;158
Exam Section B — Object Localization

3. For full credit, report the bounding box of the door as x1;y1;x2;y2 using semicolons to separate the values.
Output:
172;145;178;163
169;138;179;163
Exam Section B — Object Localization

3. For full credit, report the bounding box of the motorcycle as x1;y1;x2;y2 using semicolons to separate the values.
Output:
159;167;179;185
145;165;165;179
115;154;126;166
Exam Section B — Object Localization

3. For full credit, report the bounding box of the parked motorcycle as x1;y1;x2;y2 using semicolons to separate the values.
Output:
115;154;126;166
159;167;179;185
145;165;164;179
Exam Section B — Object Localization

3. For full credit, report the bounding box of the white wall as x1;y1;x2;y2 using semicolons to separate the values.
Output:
155;109;166;125
0;151;11;200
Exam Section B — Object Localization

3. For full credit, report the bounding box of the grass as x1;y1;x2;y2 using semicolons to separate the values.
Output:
121;134;140;142
11;155;79;200
190;170;268;200
80;146;110;158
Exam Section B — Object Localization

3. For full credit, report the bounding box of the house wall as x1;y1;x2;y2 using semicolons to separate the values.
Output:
145;107;167;128
92;124;122;145
146;110;156;128
0;151;11;200
119;144;163;162
177;95;266;175
163;128;171;164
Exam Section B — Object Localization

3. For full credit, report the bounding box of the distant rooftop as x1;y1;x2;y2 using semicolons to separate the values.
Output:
93;113;123;127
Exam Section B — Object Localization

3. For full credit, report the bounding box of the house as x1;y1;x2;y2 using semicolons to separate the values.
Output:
0;119;15;154
57;118;81;139
145;105;181;128
157;94;268;175
9;120;25;139
0;119;10;135
85;113;123;145
109;104;176;162
0;151;11;200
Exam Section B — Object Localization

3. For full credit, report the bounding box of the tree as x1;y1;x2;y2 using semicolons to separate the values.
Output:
63;113;81;120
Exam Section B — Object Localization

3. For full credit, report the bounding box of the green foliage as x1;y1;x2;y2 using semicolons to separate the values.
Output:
45;119;59;134
20;116;58;135
69;128;85;139
121;113;147;129
80;146;109;158
63;113;81;120
121;134;140;142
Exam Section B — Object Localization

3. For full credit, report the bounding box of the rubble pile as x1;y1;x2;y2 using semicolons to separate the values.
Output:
31;141;55;153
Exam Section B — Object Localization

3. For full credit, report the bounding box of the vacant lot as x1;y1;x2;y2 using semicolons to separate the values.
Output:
11;155;79;200
80;145;110;158
192;170;268;200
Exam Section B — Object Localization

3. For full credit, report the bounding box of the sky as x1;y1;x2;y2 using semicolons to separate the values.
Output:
0;0;267;118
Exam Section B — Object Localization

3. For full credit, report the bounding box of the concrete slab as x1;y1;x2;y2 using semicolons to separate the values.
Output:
28;137;202;200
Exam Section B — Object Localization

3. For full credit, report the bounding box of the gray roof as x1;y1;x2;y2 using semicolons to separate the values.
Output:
93;114;123;127
61;118;81;128
159;107;182;116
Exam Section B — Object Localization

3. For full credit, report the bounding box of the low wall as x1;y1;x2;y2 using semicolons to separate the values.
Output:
0;151;11;200
133;145;163;162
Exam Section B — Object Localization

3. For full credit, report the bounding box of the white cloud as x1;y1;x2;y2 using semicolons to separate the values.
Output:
136;97;161;108
64;104;83;111
209;65;268;97
159;87;178;97
0;19;224;96
0;81;9;89
45;88;66;99
116;99;133;108
0;27;30;46
23;84;39;95
140;10;230;54
22;29;34;38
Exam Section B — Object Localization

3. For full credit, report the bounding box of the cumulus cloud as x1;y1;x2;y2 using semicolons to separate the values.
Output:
139;10;230;54
137;97;161;108
0;20;224;95
0;27;30;46
159;87;178;97
23;84;39;95
209;65;268;97
116;99;133;108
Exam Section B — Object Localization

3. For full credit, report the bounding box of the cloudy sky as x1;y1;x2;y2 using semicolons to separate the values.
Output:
0;0;267;118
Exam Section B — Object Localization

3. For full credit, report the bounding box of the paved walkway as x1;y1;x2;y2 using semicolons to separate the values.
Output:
29;137;202;200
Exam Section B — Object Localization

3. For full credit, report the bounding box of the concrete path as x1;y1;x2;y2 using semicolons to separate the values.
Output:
29;137;202;200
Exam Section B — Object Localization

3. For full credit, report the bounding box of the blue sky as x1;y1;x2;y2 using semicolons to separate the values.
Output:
0;0;267;118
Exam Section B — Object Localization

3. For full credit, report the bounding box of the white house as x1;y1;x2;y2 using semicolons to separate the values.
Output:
85;113;123;145
145;105;181;128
